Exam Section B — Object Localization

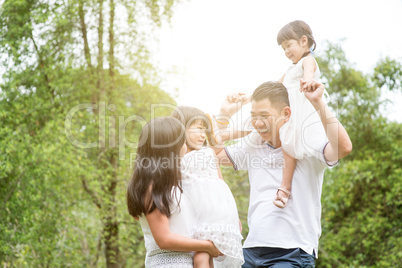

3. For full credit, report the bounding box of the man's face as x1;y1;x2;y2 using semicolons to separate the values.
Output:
251;98;287;146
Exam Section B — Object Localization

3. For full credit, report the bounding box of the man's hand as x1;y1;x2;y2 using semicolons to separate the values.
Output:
300;79;324;106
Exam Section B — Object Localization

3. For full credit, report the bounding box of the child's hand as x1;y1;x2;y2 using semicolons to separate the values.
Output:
300;78;306;92
241;94;251;105
226;92;251;105
219;93;247;118
299;78;315;92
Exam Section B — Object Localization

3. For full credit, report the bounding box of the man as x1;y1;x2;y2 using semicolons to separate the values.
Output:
212;80;352;267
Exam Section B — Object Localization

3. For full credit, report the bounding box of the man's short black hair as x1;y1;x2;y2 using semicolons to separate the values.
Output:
251;81;290;111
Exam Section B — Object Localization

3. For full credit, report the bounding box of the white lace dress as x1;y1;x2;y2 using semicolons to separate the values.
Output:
139;187;196;268
181;147;244;267
280;56;328;159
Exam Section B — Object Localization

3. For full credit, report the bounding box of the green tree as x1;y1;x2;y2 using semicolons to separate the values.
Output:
0;0;180;267
316;42;402;267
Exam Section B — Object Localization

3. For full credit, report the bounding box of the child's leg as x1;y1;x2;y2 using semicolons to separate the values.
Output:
194;251;213;268
273;150;296;208
209;256;214;267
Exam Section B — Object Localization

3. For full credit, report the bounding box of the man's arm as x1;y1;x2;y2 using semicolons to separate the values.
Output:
302;80;353;162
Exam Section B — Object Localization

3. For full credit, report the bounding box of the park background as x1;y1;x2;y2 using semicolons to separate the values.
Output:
0;0;401;267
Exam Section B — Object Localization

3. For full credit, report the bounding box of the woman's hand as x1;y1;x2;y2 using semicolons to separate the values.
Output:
206;240;223;258
146;209;226;255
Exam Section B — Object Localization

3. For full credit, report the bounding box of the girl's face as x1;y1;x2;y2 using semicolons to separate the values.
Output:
281;36;309;64
185;120;206;152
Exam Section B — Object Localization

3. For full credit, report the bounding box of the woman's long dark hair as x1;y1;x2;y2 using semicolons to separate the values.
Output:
127;117;186;218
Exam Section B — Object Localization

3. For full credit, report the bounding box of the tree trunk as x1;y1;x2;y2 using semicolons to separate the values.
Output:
103;215;119;268
97;0;105;99
104;2;119;265
79;0;92;69
104;152;119;267
109;0;115;90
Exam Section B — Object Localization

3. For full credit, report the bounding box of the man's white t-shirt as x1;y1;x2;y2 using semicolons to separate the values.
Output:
225;133;337;257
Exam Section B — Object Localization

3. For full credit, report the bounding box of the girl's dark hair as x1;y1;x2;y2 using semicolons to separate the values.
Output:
127;117;186;218
171;106;210;146
171;106;208;129
277;20;316;51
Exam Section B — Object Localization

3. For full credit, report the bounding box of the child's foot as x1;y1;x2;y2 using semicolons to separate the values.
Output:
273;188;291;208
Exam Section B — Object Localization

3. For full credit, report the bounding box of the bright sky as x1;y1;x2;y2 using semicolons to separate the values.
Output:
154;0;402;122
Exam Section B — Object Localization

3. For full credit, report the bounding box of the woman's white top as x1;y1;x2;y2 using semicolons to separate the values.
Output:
139;186;195;267
280;56;327;159
139;147;243;267
181;147;244;267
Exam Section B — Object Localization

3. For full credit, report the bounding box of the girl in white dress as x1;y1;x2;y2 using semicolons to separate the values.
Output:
127;117;222;268
172;106;244;268
273;20;327;208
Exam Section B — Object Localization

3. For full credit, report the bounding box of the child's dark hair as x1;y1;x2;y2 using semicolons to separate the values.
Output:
171;106;211;146
277;20;316;51
127;117;186;218
171;106;209;129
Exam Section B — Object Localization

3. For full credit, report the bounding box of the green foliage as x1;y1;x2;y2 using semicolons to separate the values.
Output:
319;120;401;267
221;167;250;238
315;43;402;267
373;57;402;92
0;0;179;267
1;1;401;266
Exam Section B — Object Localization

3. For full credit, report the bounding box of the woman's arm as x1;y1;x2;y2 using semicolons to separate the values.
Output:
145;209;221;257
